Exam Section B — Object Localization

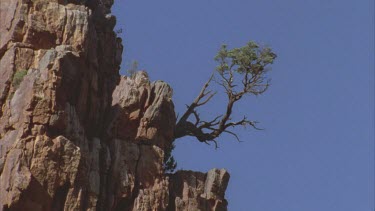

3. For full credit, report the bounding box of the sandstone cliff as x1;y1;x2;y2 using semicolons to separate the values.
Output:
0;1;229;210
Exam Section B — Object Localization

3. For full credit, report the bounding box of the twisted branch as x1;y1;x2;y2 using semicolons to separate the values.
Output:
173;42;276;147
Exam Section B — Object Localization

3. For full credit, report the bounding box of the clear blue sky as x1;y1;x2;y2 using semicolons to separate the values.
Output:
112;1;374;210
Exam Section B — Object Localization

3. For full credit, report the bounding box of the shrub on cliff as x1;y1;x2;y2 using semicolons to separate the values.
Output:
12;70;28;89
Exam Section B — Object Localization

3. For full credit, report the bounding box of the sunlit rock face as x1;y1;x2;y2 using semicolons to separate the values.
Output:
0;0;229;210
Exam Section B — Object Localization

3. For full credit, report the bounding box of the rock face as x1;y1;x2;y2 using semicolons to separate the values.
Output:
0;1;230;210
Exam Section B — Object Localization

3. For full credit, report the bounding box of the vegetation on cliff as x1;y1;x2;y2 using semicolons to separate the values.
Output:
162;42;276;172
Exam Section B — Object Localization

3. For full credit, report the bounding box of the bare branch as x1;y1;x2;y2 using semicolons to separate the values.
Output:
174;41;276;147
198;115;222;129
224;130;241;142
197;91;217;106
192;109;200;126
176;74;214;125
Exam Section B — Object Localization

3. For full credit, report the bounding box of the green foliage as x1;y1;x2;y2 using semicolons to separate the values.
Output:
214;41;277;96
12;69;28;89
163;143;177;173
214;41;276;75
8;69;28;100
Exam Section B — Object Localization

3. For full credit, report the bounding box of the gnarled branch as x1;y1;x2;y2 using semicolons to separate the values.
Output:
174;41;276;147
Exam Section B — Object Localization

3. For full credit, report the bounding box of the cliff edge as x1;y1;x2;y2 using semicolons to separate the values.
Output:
0;0;229;210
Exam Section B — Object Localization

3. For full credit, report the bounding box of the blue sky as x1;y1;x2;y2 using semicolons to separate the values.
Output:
112;1;374;210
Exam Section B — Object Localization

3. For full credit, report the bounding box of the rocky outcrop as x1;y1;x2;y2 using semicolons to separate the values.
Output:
0;0;229;210
168;169;230;211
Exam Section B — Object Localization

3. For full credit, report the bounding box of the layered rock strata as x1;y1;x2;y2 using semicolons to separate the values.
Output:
0;0;230;210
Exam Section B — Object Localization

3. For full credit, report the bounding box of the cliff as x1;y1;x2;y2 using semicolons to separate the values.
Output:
0;0;229;210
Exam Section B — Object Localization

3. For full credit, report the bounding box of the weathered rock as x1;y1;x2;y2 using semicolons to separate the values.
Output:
169;169;230;211
0;0;230;210
110;73;176;148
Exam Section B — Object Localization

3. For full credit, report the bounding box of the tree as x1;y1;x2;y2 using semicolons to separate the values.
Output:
163;41;276;172
163;142;177;173
174;41;277;148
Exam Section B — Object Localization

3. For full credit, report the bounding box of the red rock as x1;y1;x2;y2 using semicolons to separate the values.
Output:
0;1;229;210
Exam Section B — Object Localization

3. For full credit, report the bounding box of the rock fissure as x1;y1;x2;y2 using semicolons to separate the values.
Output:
0;82;11;117
6;1;19;31
61;7;68;45
132;143;142;199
